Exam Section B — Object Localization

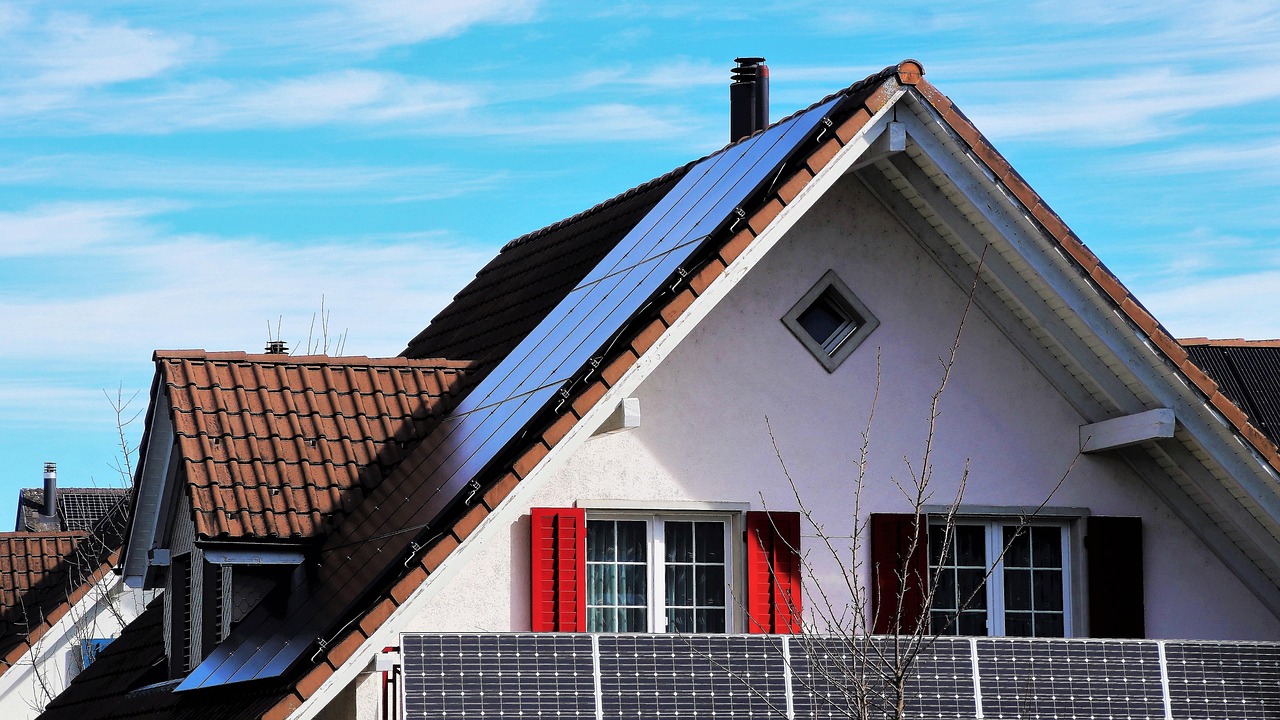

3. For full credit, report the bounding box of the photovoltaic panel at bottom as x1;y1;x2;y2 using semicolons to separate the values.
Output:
789;636;974;720
977;639;1165;720
1164;641;1280;719
400;634;596;719
597;635;789;719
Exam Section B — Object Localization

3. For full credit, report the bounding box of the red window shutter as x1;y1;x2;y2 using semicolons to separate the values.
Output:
530;507;587;632
745;511;802;633
1086;516;1145;638
869;513;929;635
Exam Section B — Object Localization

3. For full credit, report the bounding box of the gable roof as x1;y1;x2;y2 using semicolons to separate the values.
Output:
50;59;1280;720
1182;339;1280;447
17;488;131;533
150;351;476;541
1;496;129;678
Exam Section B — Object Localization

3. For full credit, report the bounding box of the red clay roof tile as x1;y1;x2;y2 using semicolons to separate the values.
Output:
156;352;475;541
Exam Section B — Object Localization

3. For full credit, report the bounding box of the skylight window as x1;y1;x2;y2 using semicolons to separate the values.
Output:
782;270;879;372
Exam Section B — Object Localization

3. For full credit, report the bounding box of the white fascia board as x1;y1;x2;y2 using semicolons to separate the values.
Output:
1080;409;1176;453
285;92;909;720
896;92;1280;561
122;383;175;588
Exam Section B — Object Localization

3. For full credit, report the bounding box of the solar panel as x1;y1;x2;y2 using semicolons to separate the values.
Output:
597;635;790;719
975;638;1165;720
401;634;596;720
789;636;974;719
397;634;1280;720
1164;640;1280;719
178;96;844;691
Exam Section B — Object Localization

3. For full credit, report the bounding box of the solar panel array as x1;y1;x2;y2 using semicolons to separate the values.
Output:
400;635;1280;720
179;92;844;692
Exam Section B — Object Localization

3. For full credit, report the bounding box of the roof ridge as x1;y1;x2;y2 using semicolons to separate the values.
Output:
153;350;476;368
498;62;902;254
0;531;88;539
1181;337;1280;347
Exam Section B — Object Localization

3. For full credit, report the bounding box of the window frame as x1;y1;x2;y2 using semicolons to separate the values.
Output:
584;510;738;633
927;517;1075;638
781;269;879;373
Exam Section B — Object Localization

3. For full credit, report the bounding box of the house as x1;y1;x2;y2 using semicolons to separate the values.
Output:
36;59;1280;719
0;467;147;720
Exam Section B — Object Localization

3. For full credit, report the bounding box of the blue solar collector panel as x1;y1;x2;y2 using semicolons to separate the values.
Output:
179;96;842;691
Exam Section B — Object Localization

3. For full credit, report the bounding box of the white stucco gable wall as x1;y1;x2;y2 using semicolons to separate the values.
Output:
402;172;1280;642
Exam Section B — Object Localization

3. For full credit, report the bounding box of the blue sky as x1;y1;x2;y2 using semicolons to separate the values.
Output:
0;0;1277;522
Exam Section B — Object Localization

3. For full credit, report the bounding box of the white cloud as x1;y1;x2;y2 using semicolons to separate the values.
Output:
312;0;539;51
0;201;495;364
0;12;192;90
1121;141;1280;184
0;200;174;257
1142;270;1280;340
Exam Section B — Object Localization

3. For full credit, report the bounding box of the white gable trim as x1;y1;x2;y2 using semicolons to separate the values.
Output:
122;382;176;588
283;91;911;720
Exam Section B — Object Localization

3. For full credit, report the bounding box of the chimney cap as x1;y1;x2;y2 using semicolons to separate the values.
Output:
265;340;289;354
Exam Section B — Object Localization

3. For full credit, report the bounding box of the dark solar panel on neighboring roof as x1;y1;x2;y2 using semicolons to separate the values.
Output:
1186;343;1280;446
16;487;129;532
179;93;844;692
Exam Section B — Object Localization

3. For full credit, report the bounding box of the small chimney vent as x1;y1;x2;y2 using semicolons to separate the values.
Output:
265;340;288;354
730;57;769;142
42;462;56;518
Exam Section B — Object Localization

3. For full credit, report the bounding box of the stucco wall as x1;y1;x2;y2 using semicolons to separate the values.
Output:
404;174;1280;641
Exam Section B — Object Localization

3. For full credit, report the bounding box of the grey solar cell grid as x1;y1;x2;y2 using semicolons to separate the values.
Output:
597;635;789;719
178;93;845;691
789;637;974;719
1164;641;1280;719
977;638;1165;720
401;634;596;720
59;491;127;531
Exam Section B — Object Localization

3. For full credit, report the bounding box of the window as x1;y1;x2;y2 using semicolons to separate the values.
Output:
928;521;1070;637
79;638;112;669
586;516;730;633
782;270;879;372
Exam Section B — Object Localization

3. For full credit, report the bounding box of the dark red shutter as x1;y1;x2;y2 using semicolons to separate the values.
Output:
530;508;587;632
1086;516;1145;638
745;511;802;633
870;513;929;635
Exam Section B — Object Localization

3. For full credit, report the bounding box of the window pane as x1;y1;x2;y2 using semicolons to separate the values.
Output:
665;522;693;563
588;564;616;605
929;526;953;565
587;521;614;562
796;294;847;347
695;522;724;563
958;611;988;636
931;611;957;635
1033;570;1063;611
1005;612;1033;637
620;608;647;633
619;563;647;606
957;569;987;610
1003;527;1031;568
932;568;957;611
697;609;726;633
1036;613;1064;637
666;565;692;606
697;566;726;607
589;607;615;633
1032;527;1062;568
667;608;694;634
955;526;985;566
616;521;648;562
1004;568;1031;611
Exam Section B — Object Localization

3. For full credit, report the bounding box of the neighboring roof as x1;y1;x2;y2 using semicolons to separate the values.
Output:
52;58;1280;720
0;496;129;676
1182;339;1280;446
402;168;687;374
38;597;285;720
17;488;131;532
154;351;476;540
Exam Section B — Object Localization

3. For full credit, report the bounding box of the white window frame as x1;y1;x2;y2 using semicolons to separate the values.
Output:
928;517;1074;638
585;511;738;633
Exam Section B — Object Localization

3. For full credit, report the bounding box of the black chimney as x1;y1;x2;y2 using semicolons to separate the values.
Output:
730;57;769;142
265;340;288;354
42;462;56;518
